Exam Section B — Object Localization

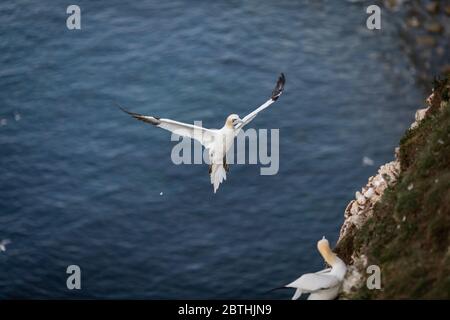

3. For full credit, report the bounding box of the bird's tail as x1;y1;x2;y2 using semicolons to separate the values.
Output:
292;288;303;300
210;164;227;193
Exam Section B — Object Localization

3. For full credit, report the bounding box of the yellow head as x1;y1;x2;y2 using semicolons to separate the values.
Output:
317;237;336;266
225;114;242;129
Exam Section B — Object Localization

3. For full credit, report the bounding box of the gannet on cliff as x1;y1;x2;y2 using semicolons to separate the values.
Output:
119;73;285;193
280;237;347;300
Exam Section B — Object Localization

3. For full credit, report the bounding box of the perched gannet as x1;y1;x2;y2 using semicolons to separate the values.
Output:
281;237;346;300
0;239;11;252
120;73;285;193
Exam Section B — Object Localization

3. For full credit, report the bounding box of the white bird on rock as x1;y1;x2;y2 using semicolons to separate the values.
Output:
275;237;347;300
119;73;285;193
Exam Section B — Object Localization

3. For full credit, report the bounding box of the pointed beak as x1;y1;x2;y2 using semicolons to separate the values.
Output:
233;119;244;127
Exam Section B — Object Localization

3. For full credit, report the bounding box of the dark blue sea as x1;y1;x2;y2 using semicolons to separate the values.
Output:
0;0;424;298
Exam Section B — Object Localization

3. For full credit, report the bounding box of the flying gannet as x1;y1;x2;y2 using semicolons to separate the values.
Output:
0;239;11;252
119;73;285;193
277;237;347;300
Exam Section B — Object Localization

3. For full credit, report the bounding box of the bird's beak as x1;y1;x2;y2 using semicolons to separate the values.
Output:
233;119;244;127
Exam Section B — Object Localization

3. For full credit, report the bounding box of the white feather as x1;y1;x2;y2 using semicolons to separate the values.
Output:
119;74;285;193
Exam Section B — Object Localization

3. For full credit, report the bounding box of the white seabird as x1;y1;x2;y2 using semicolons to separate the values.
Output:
0;239;11;252
282;237;347;300
120;73;285;193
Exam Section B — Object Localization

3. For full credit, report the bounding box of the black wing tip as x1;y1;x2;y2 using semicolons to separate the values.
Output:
271;73;286;101
116;102;137;116
116;102;160;125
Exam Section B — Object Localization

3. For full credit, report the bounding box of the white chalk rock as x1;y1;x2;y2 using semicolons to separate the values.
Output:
350;201;359;215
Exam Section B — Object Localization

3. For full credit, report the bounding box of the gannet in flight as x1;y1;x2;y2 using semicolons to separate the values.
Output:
0;239;11;252
119;73;285;193
277;237;347;300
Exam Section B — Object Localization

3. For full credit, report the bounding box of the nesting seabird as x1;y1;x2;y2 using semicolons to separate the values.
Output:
275;237;347;300
119;73;285;193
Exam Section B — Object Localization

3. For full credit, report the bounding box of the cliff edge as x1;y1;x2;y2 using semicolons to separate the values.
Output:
335;76;450;299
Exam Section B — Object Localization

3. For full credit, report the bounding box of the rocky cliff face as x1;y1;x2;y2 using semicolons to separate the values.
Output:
335;76;449;299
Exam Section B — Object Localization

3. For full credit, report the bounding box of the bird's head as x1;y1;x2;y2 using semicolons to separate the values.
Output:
225;114;243;129
317;236;336;266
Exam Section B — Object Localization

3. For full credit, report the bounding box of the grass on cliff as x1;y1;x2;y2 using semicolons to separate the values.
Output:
339;77;450;299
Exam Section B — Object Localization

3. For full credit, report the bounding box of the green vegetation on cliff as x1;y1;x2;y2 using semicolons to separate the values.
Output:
337;76;450;299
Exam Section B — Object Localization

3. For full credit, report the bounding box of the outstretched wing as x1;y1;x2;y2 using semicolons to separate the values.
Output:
235;73;285;131
119;105;217;148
